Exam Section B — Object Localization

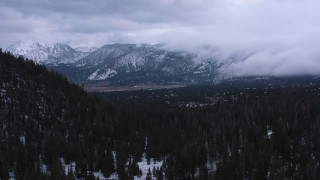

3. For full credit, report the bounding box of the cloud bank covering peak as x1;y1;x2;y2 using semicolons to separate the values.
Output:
1;0;320;76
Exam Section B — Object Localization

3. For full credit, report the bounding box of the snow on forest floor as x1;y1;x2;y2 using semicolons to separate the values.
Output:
60;158;117;180
7;156;216;180
134;154;163;180
60;158;76;175
93;171;118;180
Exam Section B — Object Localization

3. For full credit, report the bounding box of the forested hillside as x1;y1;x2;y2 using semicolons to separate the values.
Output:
2;48;320;179
0;49;119;179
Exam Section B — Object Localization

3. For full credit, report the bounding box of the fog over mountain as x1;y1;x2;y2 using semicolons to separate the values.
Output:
1;0;320;77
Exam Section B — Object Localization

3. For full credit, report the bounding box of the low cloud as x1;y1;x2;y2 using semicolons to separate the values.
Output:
1;0;320;76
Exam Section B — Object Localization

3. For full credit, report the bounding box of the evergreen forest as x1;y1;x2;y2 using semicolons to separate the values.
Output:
1;49;320;179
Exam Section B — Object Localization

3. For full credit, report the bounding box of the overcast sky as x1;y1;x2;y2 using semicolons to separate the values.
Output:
1;0;320;76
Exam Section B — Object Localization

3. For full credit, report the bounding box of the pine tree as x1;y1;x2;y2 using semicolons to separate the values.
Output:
146;168;152;180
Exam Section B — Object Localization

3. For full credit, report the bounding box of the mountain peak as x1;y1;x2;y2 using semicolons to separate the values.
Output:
6;42;95;65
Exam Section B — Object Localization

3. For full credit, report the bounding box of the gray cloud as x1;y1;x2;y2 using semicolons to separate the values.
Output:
1;0;320;76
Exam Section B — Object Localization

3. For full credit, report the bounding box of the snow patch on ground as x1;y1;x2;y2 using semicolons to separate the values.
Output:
8;171;16;180
88;69;117;80
94;69;117;80
40;164;48;175
267;129;273;139
60;157;119;180
19;135;25;145
134;154;163;180
207;160;217;172
88;70;99;80
112;151;117;170
91;171;119;180
93;171;118;180
60;158;76;175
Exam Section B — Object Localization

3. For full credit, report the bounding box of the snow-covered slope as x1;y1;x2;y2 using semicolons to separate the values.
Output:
75;46;98;53
88;69;117;80
76;44;201;81
75;44;137;68
46;43;81;64
6;43;95;64
6;43;50;63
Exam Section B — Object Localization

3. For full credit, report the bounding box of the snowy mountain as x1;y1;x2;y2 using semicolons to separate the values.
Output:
42;43;228;86
6;43;50;63
74;44;214;82
5;43;232;86
7;42;311;89
6;43;94;65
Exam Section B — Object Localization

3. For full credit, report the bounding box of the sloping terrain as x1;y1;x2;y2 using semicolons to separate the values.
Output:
2;49;320;179
7;43;223;87
6;43;95;64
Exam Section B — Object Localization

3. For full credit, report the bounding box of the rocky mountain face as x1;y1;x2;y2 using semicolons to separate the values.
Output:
75;44;200;81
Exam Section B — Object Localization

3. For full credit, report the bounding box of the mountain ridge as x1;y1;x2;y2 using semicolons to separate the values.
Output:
7;42;319;90
5;43;222;87
6;42;97;65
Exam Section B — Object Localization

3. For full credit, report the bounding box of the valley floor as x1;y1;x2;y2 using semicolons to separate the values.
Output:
84;84;186;92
